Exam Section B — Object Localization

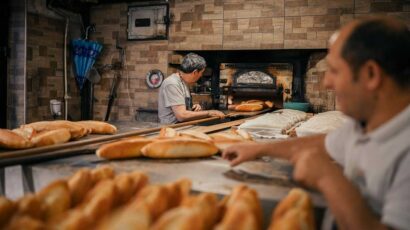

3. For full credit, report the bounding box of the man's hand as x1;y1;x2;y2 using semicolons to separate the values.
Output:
291;148;341;189
192;104;202;111
222;142;263;166
207;110;225;119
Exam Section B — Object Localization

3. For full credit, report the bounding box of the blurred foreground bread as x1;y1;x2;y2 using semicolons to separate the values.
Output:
178;130;212;141
0;129;33;149
75;120;117;134
269;188;315;230
141;138;218;158
96;137;153;159
216;185;262;230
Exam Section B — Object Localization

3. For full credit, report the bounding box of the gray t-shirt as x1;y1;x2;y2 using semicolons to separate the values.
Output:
158;73;190;124
325;105;410;230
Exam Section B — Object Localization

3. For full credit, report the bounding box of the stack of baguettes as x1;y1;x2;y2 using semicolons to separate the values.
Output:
96;127;254;160
0;120;117;150
234;100;274;112
0;166;316;230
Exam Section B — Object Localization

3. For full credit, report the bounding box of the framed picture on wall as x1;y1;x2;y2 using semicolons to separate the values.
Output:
127;3;170;40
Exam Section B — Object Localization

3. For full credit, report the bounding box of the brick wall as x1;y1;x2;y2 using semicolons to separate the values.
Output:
88;0;409;120
26;13;81;122
7;0;26;128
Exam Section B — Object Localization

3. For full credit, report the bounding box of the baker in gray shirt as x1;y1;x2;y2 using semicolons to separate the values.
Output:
158;53;225;124
221;17;410;230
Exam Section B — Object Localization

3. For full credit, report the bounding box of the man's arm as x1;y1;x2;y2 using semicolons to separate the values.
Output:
222;134;327;166
292;150;390;230
171;105;225;122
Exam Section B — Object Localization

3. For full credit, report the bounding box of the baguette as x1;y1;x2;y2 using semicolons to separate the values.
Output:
23;120;88;140
75;121;117;134
31;128;71;147
178;130;212;141
96;137;153;160
12;126;36;140
0;197;15;228
36;180;71;222
235;104;263;112
269;188;315;230
0;129;33;149
141;138;218;158
159;127;178;138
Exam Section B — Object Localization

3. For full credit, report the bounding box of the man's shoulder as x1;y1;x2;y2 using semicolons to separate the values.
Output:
162;73;179;86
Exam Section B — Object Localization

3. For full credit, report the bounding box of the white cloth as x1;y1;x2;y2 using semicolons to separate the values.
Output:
295;111;348;137
239;109;307;134
325;104;410;230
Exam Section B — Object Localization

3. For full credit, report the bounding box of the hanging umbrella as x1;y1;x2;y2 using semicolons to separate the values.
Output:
72;39;103;90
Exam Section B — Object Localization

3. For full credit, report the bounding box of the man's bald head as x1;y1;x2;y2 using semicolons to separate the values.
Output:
338;17;410;88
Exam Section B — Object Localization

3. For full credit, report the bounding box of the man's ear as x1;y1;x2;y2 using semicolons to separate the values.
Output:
361;60;382;90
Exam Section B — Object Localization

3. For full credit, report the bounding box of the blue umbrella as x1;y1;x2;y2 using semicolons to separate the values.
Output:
72;39;103;90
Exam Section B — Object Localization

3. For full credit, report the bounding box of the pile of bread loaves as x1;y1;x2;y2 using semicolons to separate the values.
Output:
0;120;117;150
96;127;253;160
234;100;274;112
0;166;315;230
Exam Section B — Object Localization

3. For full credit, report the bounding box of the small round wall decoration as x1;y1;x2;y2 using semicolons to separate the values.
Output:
146;69;164;89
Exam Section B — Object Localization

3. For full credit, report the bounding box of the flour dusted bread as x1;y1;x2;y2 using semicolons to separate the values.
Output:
141;138;218;158
75;121;117;134
269;188;315;230
235;103;264;112
96;137;153;160
159;127;178;138
178;130;211;141
31;128;71;147
0;129;33;149
23;120;88;139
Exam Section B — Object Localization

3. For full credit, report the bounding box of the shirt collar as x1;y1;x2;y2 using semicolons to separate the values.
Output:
353;104;410;143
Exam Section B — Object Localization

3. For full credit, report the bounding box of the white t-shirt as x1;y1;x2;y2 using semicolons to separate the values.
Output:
158;73;190;124
325;104;410;230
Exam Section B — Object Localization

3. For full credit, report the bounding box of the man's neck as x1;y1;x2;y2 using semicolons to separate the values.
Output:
365;88;410;133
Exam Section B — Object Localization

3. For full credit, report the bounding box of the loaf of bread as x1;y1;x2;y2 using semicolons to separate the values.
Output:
31;128;71;147
178;130;212;141
243;100;264;105
96;137;153;160
216;185;262;230
234;103;264;112
23;120;88;140
0;128;33;149
36;180;71;222
75;121;117;134
0;197;15;228
158;127;178;138
264;101;274;108
269;188;315;230
141;138;218;158
12;127;36;140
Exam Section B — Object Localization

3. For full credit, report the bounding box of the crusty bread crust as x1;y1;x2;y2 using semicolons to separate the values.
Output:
23;120;88;140
0;128;33;149
235;104;264;112
96;137;153;160
75;121;117;134
31;128;71;147
141;138;218;158
178;130;212;141
158;127;178;138
269;188;315;230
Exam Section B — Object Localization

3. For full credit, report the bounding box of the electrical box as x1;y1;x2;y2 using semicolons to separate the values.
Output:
127;3;169;40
